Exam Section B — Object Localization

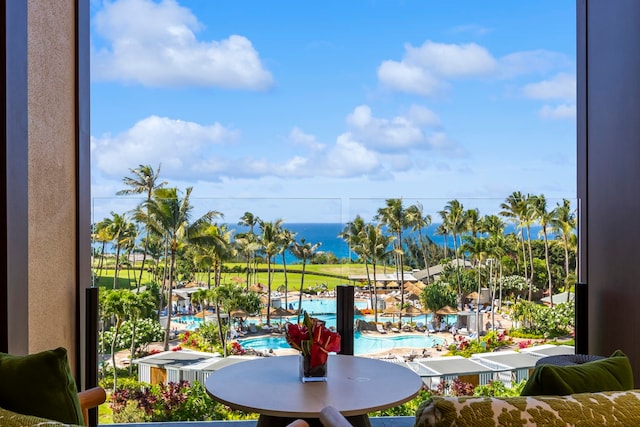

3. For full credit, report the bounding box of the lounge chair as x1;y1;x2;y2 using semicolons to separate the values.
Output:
427;323;436;334
376;324;387;334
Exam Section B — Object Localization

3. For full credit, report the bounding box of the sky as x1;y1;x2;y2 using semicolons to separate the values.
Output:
90;0;576;224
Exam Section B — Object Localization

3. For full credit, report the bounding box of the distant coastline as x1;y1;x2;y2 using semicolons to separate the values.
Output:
94;222;548;265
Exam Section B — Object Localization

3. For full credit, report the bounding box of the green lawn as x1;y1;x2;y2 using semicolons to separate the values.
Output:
92;262;384;292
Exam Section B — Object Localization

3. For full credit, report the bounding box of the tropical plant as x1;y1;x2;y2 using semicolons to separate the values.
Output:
102;288;136;389
439;199;466;307
144;186;221;350
530;194;554;305
257;219;283;326
376;198;410;325
117;164;167;288
406;202;433;282
290;238;321;322
551;198;577;294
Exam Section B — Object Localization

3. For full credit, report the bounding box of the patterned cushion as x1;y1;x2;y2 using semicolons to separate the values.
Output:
0;406;80;426
414;390;640;427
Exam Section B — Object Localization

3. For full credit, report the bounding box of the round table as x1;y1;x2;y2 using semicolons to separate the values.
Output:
205;354;423;427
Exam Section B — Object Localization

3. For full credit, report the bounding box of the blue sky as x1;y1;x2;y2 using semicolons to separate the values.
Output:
90;0;576;223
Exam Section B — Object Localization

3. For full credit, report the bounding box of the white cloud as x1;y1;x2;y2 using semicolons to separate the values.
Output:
377;60;442;96
92;0;274;89
378;41;496;95
538;104;576;120
324;135;381;177
92;115;239;179
378;41;570;97
345;104;460;154
523;73;576;101
287;127;324;151
405;41;497;78
407;105;441;127
92;104;466;188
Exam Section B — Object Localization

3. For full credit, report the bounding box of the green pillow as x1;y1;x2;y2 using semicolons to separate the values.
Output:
0;347;84;425
521;350;634;396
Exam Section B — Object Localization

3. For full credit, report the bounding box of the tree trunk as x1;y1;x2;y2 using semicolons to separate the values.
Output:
129;317;137;375
113;243;121;289
163;251;175;351
297;261;307;323
111;322;121;391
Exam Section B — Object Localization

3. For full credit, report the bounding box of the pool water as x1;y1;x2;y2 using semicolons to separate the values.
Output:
288;298;369;314
177;298;452;352
239;331;443;355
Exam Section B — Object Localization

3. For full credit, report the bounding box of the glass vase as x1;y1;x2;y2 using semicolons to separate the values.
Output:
299;353;328;382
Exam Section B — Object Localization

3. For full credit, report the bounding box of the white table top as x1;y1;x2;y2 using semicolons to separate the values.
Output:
205;354;423;418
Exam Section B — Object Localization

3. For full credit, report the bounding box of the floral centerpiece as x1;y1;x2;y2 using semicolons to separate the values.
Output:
285;311;341;382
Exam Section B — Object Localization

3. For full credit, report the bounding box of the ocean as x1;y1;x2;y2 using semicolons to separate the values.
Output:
94;222;547;265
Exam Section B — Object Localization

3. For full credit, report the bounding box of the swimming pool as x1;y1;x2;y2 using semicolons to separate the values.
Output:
239;332;444;355
175;315;206;331
288;298;369;314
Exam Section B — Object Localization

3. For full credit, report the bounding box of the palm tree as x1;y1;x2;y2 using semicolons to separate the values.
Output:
439;199;465;307
126;290;155;374
376;198;410;326
191;288;206;316
290;238;321;322
144;186;221;350
277;226;296;309
406;202;433;283
104;212;136;289
483;214;506;326
500;191;535;300
209;284;244;357
92;220;114;280
235;233;260;290
117;164;167;287
103;288;134;390
238;212;260;286
461;235;488;340
363;223;393;323
190;222;234;288
339;215;366;261
551;199;576;284
434;223;449;258
531;194;555;306
258;219;283;326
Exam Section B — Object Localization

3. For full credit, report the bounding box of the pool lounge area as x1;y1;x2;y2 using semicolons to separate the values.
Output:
239;332;444;356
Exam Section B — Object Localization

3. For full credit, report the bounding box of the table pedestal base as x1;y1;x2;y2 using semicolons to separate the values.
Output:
257;414;371;427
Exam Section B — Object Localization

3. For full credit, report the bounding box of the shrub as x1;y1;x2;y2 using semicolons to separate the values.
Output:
473;380;527;397
436;378;475;396
372;388;433;416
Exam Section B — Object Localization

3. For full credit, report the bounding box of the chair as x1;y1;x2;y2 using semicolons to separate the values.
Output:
0;347;106;426
78;387;107;426
376;324;387;334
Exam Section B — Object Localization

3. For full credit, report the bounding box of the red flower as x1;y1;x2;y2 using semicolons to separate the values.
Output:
285;311;341;368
